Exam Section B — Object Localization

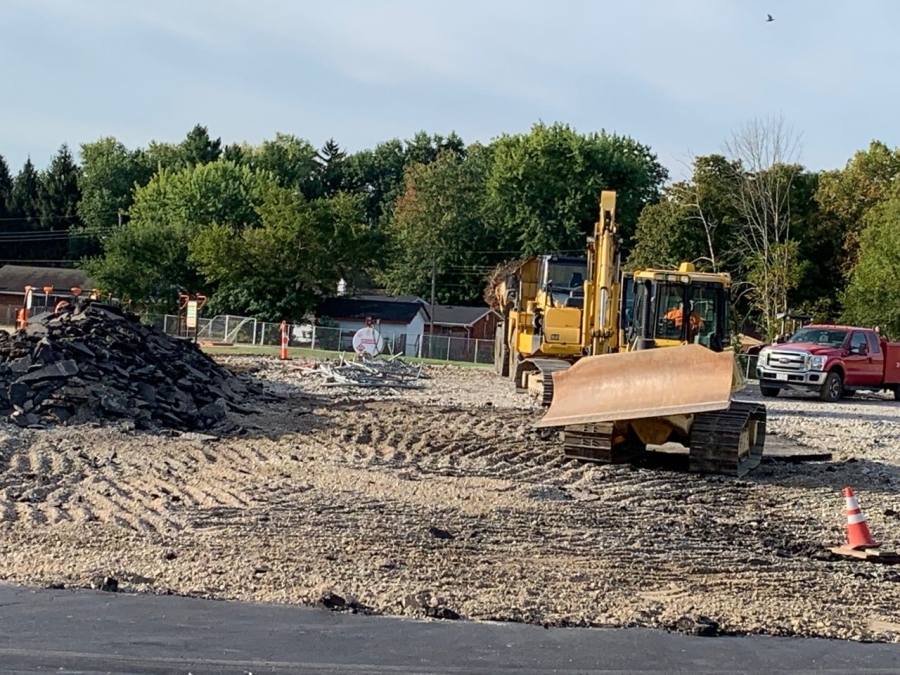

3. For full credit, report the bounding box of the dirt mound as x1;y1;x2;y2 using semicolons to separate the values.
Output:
0;302;260;430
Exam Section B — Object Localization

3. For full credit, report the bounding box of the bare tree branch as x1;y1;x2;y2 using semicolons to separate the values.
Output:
722;114;804;339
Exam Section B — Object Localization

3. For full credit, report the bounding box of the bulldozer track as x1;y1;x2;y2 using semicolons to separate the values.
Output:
557;401;766;477
688;400;766;477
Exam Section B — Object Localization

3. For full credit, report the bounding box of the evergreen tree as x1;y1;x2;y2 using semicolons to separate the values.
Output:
315;138;347;197
39;144;83;261
5;159;42;262
0;153;12;219
180;124;222;166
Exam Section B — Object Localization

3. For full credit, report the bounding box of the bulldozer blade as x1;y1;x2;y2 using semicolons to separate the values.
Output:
534;344;735;428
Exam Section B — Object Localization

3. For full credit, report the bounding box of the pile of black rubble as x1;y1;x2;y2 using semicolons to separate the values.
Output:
0;302;260;430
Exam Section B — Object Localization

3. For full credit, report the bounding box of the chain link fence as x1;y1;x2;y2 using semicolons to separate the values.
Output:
141;313;497;365
139;311;762;377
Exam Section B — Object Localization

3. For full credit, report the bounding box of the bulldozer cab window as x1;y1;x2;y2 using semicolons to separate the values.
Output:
654;282;725;347
688;283;724;349
656;283;689;341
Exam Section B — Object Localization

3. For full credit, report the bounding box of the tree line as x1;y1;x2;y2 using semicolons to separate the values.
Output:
1;119;899;339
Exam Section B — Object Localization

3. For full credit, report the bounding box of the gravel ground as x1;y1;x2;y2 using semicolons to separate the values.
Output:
2;354;900;642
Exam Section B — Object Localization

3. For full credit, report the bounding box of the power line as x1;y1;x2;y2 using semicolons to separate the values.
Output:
0;210;120;223
0;259;79;265
0;234;111;243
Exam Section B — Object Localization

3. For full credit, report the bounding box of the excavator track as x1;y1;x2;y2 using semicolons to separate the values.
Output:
524;358;574;406
687;400;766;477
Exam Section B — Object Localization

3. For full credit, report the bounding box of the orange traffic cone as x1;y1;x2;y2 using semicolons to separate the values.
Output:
279;321;289;361
842;487;880;550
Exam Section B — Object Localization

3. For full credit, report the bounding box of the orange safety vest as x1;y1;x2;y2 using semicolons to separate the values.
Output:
664;307;704;330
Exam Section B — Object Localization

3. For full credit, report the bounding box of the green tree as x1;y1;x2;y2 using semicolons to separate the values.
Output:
180;124;222;166
141;125;223;174
84;161;273;309
485;122;667;254
0;154;17;263
628;154;743;272
4;159;43;263
842;189;900;337
0;154;12;217
222;142;246;164
37;144;82;261
190;187;374;320
379;145;498;304
342;132;467;228
243;133;321;199
816;140;900;278
722;116;805;339
627;198;698;270
74;137;155;258
315;138;347;198
783;171;843;322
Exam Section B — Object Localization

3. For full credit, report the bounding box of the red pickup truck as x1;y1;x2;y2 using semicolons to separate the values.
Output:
756;324;900;402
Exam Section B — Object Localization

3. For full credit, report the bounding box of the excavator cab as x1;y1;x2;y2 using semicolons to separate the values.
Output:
538;255;588;309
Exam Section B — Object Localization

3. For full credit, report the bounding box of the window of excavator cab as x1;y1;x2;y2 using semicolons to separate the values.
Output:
787;328;848;348
544;260;588;292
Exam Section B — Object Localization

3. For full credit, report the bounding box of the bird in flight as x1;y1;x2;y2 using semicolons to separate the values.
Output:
766;13;774;21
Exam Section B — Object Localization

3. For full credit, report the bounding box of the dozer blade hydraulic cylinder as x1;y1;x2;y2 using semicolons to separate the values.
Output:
534;344;735;428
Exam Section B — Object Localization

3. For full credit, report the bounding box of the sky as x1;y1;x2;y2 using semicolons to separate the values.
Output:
1;0;898;181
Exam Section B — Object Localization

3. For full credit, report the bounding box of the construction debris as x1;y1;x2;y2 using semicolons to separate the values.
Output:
0;303;260;430
296;354;427;389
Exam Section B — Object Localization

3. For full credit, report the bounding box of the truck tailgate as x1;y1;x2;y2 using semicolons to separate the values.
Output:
884;343;900;385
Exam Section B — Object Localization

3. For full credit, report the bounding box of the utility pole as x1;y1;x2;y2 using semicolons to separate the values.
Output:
429;255;437;357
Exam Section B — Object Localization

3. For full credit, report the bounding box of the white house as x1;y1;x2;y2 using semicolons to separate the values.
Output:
313;296;430;357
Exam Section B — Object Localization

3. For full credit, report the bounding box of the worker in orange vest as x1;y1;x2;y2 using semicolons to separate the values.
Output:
664;302;705;340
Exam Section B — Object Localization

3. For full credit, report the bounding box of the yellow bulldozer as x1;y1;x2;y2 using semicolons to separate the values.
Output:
491;191;766;477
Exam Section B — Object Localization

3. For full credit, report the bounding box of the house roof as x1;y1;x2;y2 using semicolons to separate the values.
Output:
0;265;95;295
315;297;427;324
353;294;427;305
430;305;492;327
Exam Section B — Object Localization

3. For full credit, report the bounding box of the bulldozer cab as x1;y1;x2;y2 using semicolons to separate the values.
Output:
624;266;730;352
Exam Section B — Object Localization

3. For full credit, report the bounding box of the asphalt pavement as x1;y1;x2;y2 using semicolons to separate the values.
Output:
0;584;898;674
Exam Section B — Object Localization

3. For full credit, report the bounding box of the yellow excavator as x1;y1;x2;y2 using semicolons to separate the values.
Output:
492;191;765;477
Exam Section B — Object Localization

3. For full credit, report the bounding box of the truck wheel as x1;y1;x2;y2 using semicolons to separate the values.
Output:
819;371;843;402
759;386;780;398
894;386;900;402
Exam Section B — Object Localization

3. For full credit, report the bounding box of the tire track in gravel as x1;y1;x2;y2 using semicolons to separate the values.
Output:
313;401;603;489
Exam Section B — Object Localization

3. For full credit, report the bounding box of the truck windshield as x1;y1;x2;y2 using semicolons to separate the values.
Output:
787;328;849;348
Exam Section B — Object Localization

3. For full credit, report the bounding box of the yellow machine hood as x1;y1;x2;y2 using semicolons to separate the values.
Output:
534;344;736;428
